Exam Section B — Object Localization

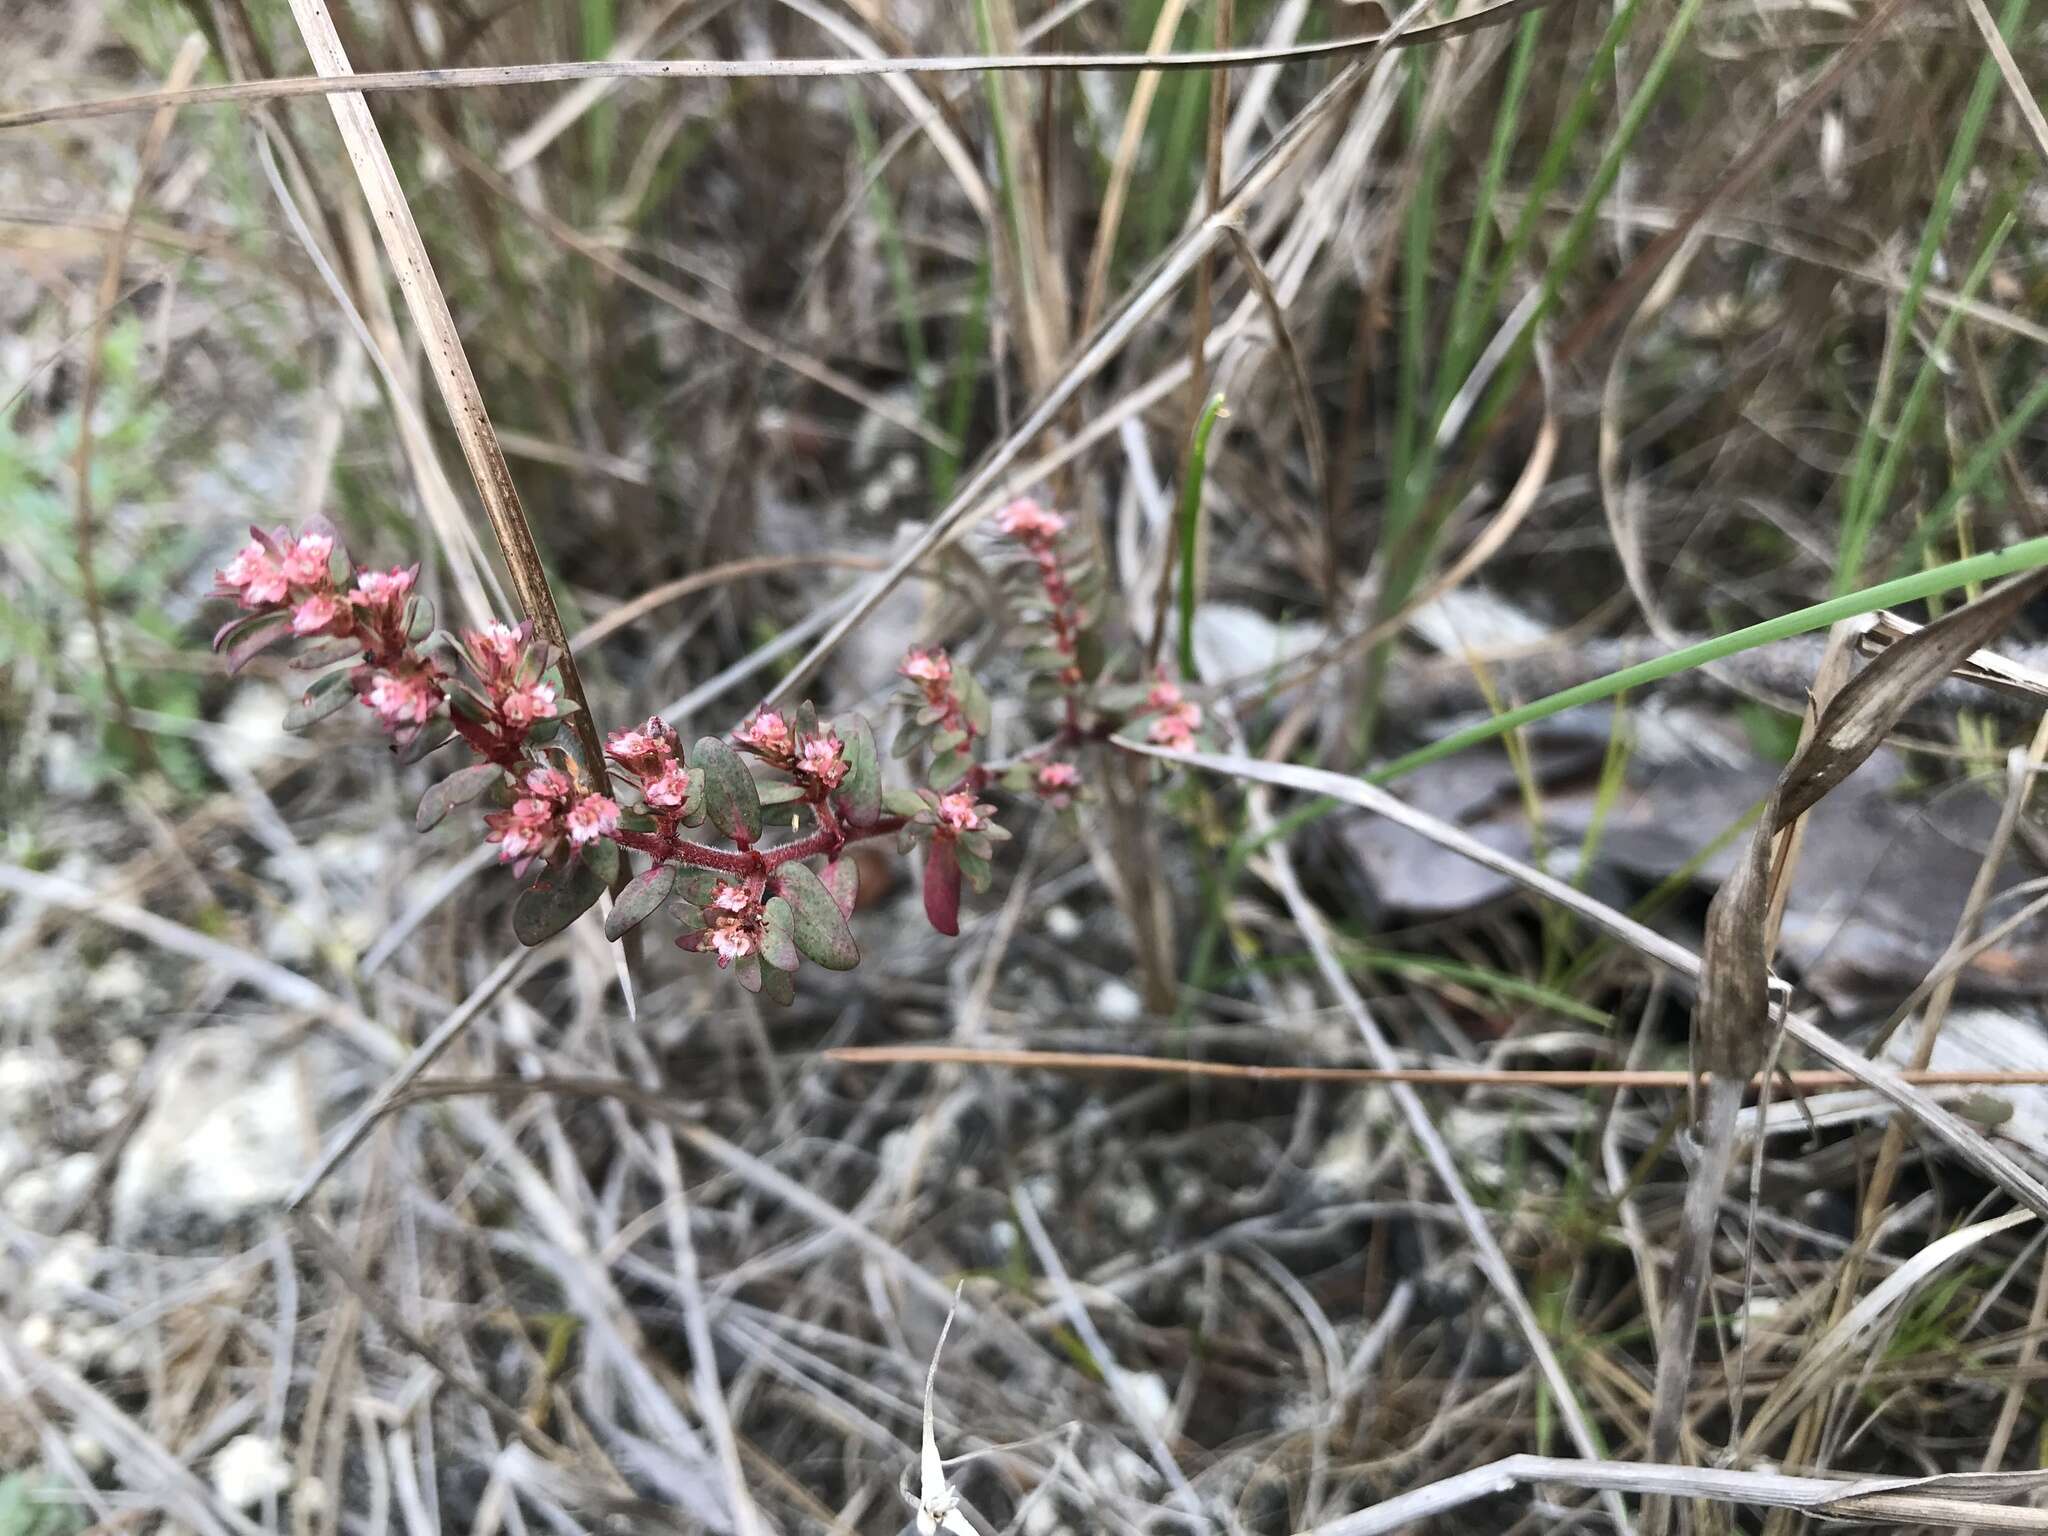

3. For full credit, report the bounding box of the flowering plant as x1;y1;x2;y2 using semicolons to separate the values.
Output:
212;499;1202;1001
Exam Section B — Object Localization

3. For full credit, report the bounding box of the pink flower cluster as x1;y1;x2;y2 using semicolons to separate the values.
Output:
484;764;619;876
900;647;976;748
607;715;693;813
996;497;1085;699
1146;677;1202;752
733;709;793;760
1033;760;1080;806
934;789;995;836
680;882;765;967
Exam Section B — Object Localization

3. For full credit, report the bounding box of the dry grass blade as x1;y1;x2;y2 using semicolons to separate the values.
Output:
0;0;1561;134
1118;739;2048;1218
287;946;539;1208
280;0;605;775
1297;1455;2048;1536
1773;570;2048;823
826;1044;2048;1090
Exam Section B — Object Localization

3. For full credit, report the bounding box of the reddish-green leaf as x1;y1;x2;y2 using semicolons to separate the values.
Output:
415;761;505;832
512;858;604;945
605;861;678;941
283;668;359;732
772;860;858;970
691;735;760;842
923;840;961;937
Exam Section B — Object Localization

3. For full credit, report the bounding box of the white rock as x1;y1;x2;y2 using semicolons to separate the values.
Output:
1115;1369;1172;1430
30;1234;97;1305
212;1435;292;1508
0;1051;61;1116
1043;906;1083;942
18;1314;56;1353
67;1433;110;1476
112;1030;319;1243
1094;980;1142;1025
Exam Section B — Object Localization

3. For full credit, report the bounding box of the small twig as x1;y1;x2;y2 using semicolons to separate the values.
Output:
825;1044;2048;1091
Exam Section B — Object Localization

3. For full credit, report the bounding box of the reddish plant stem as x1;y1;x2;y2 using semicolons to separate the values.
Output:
612;814;909;877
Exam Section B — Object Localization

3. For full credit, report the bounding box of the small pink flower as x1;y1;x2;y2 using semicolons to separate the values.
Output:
500;680;558;728
734;710;791;756
565;795;620;846
1148;701;1202;752
900;648;953;686
291;592;341;636
366;669;440;727
1035;761;1079;794
797;733;848;790
1146;677;1186;712
708;925;755;965
221;541;288;607
280;532;334;586
354;567;416;607
524;766;573;800
467;620;524;672
643;765;692;808
994;497;1068;542
936;791;984;833
606;727;662;764
486;798;556;863
711;884;753;915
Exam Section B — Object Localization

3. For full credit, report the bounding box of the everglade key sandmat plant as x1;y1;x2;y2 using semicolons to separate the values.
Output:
9;0;2048;1533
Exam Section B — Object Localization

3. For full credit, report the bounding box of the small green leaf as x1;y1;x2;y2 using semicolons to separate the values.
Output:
883;788;930;818
772;860;858;970
583;836;619;885
512;859;604;945
759;965;796;1006
690;736;761;842
676;871;726;906
957;670;992;736
928;750;971;790
759;897;800;971
956;843;992;893
404;593;435;641
221;611;293;674
838;714;881;825
606;862;677;940
395;717;456;765
735;951;763;992
415;761;505;831
759;781;807;808
893;720;932;758
283;667;359;731
793;701;820;740
291;637;365;670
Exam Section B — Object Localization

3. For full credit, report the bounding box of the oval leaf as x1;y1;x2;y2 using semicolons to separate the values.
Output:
416;761;506;832
283;668;360;732
821;858;859;919
759;965;796;1007
923;840;961;937
222;611;293;674
512;858;604;945
838;714;881;826
772;860;859;970
691;736;761;842
395;716;456;765
606;861;678;940
759;897;800;972
583;835;620;886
